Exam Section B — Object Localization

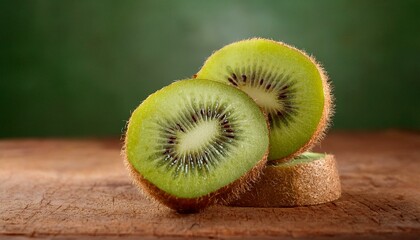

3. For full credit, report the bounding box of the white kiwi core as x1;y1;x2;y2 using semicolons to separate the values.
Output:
177;120;220;154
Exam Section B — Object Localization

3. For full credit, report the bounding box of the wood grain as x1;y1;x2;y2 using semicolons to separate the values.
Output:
1;131;419;239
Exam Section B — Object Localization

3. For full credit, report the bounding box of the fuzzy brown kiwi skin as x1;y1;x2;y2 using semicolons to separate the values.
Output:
230;154;341;207
122;139;269;213
195;38;334;163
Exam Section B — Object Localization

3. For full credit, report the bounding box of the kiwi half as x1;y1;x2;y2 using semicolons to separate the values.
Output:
124;79;269;212
229;152;341;207
196;38;333;162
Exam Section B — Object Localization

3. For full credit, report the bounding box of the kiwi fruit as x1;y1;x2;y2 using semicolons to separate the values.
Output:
123;79;269;213
229;152;341;207
196;38;333;162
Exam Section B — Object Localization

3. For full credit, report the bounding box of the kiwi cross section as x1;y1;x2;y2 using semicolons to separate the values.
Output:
124;79;269;211
196;38;330;162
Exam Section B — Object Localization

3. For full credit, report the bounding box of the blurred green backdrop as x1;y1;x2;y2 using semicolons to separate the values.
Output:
1;0;419;137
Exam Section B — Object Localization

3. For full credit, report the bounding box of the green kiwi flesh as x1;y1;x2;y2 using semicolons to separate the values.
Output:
124;79;269;212
196;38;332;162
278;152;327;166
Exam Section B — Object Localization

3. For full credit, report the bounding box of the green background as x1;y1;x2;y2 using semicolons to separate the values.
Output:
1;0;419;137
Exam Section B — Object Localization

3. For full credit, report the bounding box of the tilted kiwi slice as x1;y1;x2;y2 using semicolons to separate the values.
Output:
196;38;333;162
230;152;341;207
124;79;269;212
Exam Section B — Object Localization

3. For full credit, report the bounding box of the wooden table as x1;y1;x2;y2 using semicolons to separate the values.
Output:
1;131;419;239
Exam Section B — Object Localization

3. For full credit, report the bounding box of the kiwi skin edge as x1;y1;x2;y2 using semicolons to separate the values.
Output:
123;148;269;213
229;154;341;207
272;47;334;163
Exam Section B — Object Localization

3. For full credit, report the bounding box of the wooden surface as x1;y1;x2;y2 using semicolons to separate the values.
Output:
1;131;419;239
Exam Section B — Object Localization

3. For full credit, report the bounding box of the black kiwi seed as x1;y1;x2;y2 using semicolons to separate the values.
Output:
228;77;238;86
232;73;237;80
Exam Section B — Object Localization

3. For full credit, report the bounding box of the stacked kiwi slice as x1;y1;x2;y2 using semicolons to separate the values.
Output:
124;38;339;213
230;153;341;207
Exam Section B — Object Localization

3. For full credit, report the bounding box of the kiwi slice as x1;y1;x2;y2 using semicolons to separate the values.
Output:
124;79;269;213
229;152;341;207
196;38;333;162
